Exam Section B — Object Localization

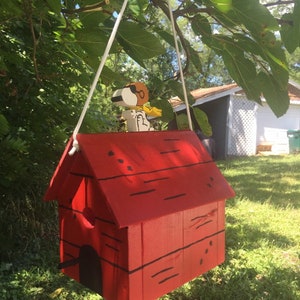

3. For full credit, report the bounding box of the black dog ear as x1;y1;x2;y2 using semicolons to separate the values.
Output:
128;85;137;94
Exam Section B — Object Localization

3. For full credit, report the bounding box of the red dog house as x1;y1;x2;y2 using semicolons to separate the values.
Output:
44;130;234;300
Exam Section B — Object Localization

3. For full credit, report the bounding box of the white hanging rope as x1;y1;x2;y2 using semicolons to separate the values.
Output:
69;0;129;155
167;0;193;131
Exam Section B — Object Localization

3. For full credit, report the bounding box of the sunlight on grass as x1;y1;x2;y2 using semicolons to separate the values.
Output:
219;155;300;208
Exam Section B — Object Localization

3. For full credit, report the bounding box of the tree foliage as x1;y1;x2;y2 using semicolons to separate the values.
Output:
49;0;300;117
1;0;300;260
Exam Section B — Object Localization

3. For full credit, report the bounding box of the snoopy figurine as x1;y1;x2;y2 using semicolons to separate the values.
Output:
112;82;161;132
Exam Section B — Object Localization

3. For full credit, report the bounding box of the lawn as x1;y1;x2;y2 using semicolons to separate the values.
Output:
1;155;299;299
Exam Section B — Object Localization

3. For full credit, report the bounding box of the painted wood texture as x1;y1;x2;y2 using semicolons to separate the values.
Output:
44;130;234;299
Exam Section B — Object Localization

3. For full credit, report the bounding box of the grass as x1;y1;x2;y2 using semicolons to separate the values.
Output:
1;155;299;299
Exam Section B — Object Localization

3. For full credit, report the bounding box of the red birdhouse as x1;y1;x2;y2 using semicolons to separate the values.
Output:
44;130;234;300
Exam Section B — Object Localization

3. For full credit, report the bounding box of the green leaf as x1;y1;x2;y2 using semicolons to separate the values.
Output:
75;28;110;53
280;13;299;53
187;44;203;73
100;66;125;85
128;0;148;21
232;0;278;34
210;0;232;13
117;21;165;66
150;98;174;122
264;46;289;83
231;34;288;86
167;80;194;106
280;0;300;54
155;29;181;50
176;113;190;130
221;43;261;101
223;41;257;79
191;15;212;37
201;34;224;54
46;0;61;14
257;72;290;117
75;28;116;69
0;0;22;18
201;0;238;28
232;34;262;56
242;78;262;104
79;11;110;28
192;107;212;137
0;114;9;137
222;52;261;102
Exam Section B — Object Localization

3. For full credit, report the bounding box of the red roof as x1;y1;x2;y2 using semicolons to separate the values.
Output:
45;131;234;228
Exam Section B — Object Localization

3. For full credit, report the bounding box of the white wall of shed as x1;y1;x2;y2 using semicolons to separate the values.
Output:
256;102;300;153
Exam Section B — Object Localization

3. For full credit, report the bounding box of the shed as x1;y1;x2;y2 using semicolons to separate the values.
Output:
44;130;234;300
171;81;300;158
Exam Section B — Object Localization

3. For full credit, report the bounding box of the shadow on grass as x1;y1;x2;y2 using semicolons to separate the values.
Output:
0;232;102;300
1;260;102;300
226;214;296;251
218;155;300;208
167;264;300;300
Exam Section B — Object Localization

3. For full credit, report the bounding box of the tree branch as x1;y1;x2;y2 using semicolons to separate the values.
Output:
23;0;41;82
61;0;110;14
263;0;295;7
